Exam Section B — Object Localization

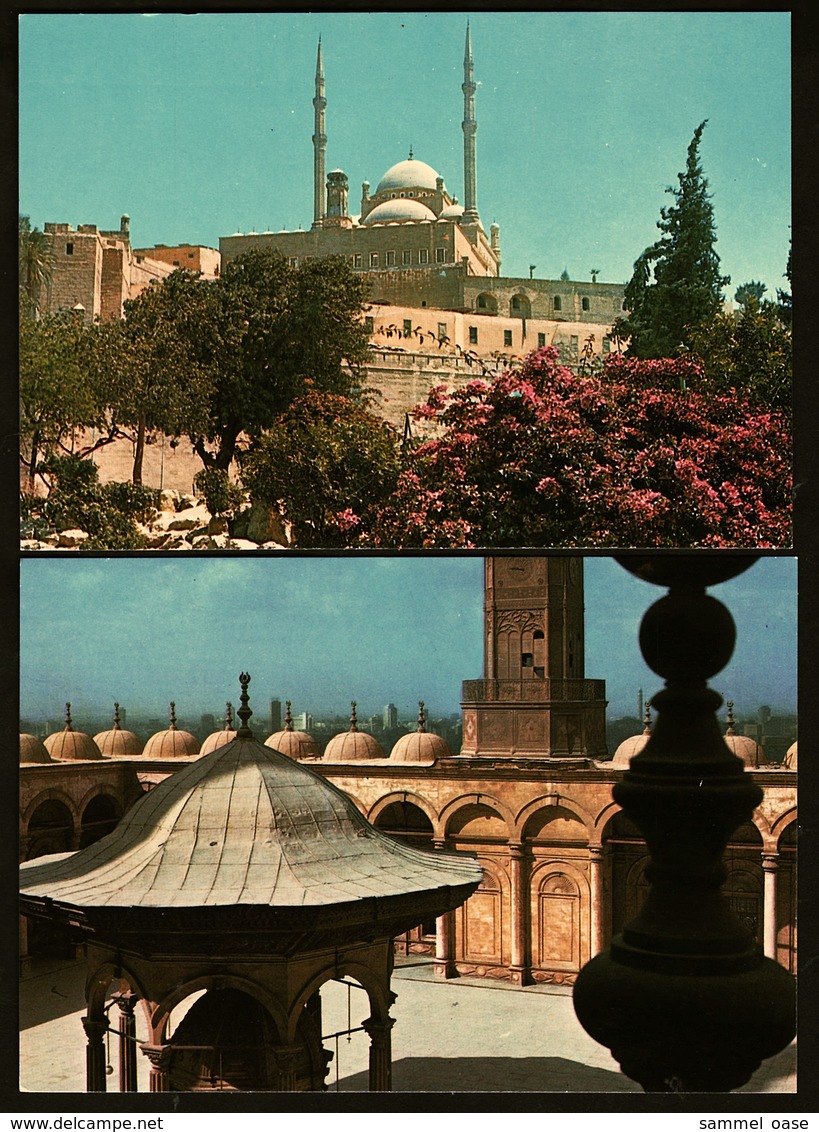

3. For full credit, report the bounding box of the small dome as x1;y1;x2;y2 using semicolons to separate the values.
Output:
390;702;450;763
440;201;464;220
783;741;797;770
94;703;143;758
611;706;652;767
324;702;385;762
20;733;52;764
723;702;767;768
375;157;441;194
363;198;437;225
265;701;320;760
200;703;238;756
143;702;200;759
44;704;102;761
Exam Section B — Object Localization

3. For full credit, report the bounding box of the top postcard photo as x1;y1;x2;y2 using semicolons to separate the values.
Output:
18;10;792;551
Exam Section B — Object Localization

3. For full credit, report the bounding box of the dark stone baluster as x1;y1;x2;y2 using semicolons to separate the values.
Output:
573;555;795;1092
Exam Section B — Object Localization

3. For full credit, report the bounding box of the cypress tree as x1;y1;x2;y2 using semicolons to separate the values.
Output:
615;121;729;358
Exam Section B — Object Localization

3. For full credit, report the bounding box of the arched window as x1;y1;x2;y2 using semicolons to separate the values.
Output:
553;295;562;311
510;293;532;319
582;296;590;312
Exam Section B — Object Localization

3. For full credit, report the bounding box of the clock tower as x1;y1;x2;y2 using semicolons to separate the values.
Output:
461;557;607;758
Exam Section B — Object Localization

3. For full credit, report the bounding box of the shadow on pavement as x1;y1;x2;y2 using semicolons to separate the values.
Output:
332;1055;639;1093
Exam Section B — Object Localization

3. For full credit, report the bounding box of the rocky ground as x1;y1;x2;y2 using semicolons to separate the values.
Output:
20;489;291;551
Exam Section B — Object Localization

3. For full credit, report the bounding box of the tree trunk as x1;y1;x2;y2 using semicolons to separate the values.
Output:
132;414;146;485
27;430;40;494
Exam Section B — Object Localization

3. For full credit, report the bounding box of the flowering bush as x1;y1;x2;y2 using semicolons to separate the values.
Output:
356;348;791;548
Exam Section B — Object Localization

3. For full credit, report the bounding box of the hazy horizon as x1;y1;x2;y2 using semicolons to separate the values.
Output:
20;556;798;731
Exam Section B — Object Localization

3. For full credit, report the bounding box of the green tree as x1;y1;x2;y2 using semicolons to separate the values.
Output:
19;214;53;318
614;121;729;358
688;295;791;413
734;280;767;309
103;271;217;483
777;243;792;328
19;307;108;492
116;250;372;473
239;390;401;547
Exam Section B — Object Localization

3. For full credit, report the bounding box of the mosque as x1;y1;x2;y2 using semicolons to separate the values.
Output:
19;556;797;1092
219;26;629;426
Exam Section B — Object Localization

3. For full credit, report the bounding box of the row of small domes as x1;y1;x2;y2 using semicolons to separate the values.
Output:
611;702;797;770
20;700;450;767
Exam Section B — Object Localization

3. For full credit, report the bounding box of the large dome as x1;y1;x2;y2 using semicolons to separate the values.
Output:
324;702;385;762
376;158;441;194
143;703;200;759
44;705;102;762
94;704;143;758
265;701;319;760
20;733;52;764
390;702;451;763
362;199;437;226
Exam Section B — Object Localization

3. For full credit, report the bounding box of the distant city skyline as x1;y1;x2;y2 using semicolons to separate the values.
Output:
19;556;797;730
19;10;791;297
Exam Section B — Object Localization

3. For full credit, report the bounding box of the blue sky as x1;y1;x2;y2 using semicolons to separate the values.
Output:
19;556;797;727
19;10;791;298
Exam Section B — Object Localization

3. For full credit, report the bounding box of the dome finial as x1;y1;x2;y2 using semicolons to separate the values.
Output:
225;702;234;731
642;702;652;735
64;703;73;731
113;703;122;730
349;701;359;732
417;701;427;733
169;702;178;731
237;674;253;737
284;701;294;731
725;701;736;736
408;145;413;161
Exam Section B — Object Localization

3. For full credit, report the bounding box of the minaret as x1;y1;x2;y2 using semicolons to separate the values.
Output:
461;22;479;224
312;38;327;230
461;557;608;758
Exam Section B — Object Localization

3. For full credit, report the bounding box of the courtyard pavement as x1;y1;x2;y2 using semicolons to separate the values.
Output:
18;954;796;1096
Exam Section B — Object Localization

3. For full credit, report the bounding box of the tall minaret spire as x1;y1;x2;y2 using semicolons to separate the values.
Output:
462;21;479;224
312;37;327;229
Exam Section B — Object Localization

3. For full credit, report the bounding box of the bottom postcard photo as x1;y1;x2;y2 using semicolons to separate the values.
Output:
18;554;797;1097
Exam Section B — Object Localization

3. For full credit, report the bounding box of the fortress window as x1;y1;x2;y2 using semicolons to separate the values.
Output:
419;248;429;264
436;247;447;263
289;257;298;268
511;296;520;310
537;333;546;347
353;254;362;268
504;329;513;347
403;319;413;338
364;316;374;333
402;250;412;265
66;243;74;255
553;295;562;311
582;296;590;311
173;260;180;266
570;335;579;355
386;250;395;266
438;322;448;340
370;252;379;267
603;337;611;353
469;326;478;344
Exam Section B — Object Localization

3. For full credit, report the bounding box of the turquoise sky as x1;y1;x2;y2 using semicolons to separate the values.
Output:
19;10;791;298
19;556;797;726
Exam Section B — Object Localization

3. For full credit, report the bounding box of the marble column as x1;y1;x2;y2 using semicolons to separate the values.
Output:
362;1016;395;1092
82;1016;108;1093
762;852;779;960
589;845;605;957
116;995;139;1092
434;838;458;978
273;1044;303;1091
141;1044;169;1092
509;841;531;984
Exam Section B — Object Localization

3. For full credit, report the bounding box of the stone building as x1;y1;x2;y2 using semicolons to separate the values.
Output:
19;558;797;987
37;215;220;322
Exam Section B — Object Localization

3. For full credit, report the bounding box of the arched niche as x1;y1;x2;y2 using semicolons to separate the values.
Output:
475;291;498;315
446;801;509;841
371;800;434;847
530;863;587;974
523;803;589;845
510;293;531;319
25;797;75;860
